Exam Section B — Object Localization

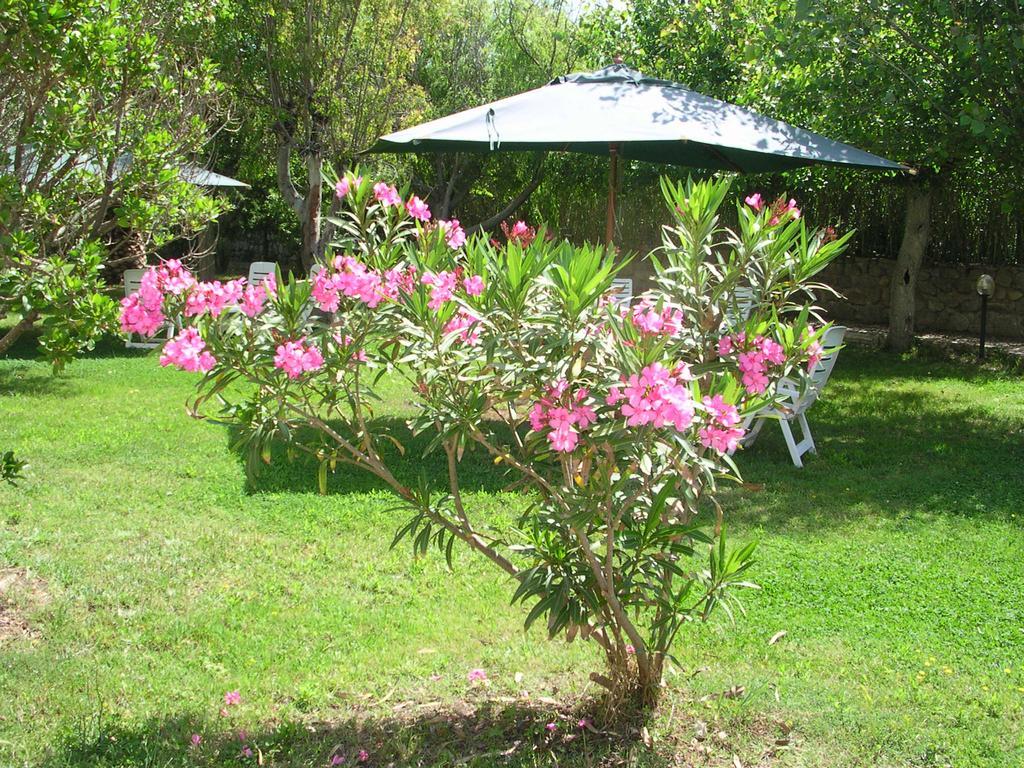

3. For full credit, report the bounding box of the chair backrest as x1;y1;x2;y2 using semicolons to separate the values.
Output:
722;286;756;329
609;277;633;308
809;325;847;392
248;261;277;285
123;268;146;296
309;263;324;279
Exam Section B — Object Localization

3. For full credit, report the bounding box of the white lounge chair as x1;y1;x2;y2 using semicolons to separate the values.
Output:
247;261;277;285
609;277;633;308
739;325;846;468
123;269;172;349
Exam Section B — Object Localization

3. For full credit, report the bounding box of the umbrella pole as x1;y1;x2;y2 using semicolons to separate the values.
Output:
605;144;619;247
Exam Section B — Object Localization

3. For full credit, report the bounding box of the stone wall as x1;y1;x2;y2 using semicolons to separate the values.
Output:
817;258;1024;339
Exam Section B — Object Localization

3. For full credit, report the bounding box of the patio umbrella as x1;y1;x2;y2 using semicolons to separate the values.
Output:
368;62;905;243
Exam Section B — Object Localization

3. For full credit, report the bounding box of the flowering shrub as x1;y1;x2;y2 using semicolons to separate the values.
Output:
127;172;849;710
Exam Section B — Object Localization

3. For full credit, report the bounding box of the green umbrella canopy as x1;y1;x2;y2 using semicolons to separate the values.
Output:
368;63;905;240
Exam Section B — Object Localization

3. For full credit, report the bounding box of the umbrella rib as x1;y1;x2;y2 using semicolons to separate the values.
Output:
703;145;746;174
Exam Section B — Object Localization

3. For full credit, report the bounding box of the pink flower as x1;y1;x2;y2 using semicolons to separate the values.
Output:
628;299;684;337
330;756;346;766
184;280;244;318
699;425;745;454
224;690;241;706
578;718;589;729
357;750;369;763
190;733;202;747
528;383;597;453
717;335;733;357
160;328;216;373
618;363;695;431
241;746;254;758
806;339;823;371
769;196;801;225
120;294;165;337
744;193;764;211
439;219;467;249
443;308;481;346
274;340;323;379
156;259;195;296
463;274;484;296
335;175;360;198
373;182;401;207
263;272;278;298
240;283;267;317
501;220;537;246
701;393;746;452
405;195;431;221
625;644;635;655
545;722;558;732
467;668;487;683
421;270;458;310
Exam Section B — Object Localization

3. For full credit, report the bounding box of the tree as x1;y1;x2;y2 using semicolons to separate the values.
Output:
0;0;228;366
739;0;1023;350
128;173;848;711
213;0;425;272
579;0;1024;349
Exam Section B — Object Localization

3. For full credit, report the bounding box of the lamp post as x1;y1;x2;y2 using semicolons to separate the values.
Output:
976;274;995;360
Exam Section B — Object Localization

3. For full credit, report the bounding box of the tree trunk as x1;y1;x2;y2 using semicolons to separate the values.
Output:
300;153;323;272
0;310;40;356
888;182;932;352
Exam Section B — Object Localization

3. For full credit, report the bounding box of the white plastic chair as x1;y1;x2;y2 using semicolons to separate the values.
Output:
609;277;633;308
123;269;172;349
739;325;846;468
722;286;756;330
248;261;277;285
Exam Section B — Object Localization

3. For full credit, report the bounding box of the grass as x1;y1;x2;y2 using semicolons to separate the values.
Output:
1;332;1023;767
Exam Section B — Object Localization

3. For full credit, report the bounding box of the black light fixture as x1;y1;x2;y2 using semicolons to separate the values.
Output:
976;274;995;360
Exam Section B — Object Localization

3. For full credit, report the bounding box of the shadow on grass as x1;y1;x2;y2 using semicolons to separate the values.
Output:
0;323;154;363
237;417;518;497
727;349;1024;531
44;698;688;768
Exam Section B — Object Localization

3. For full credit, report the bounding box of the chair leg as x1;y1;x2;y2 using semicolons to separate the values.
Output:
778;417;804;468
740;415;766;447
797;412;816;455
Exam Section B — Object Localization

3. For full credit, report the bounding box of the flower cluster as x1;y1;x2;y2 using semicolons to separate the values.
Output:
443;308;481;346
718;332;786;394
500;219;537;247
160;327;215;373
626;298;684;337
184;278;245;318
274;339;324;379
607;363;695;431
528;380;597;453
120;269;166;337
699;395;744;454
313;256;385;311
421;269;485;310
437;219;467;249
745;192;802;225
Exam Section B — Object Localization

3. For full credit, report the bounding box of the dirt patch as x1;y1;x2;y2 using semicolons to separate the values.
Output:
0;566;50;643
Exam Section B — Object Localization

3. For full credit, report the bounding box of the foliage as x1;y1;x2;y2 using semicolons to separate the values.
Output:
1;449;27;485
122;173;847;707
577;0;1024;264
0;0;229;367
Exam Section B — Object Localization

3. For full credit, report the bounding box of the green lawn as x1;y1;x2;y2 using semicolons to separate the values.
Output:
1;336;1023;767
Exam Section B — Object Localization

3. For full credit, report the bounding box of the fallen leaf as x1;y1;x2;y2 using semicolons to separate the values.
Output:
733;755;743;768
514;672;524;684
768;630;788;646
694;720;708;741
641;725;653;748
